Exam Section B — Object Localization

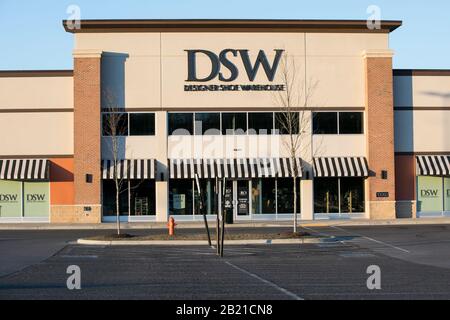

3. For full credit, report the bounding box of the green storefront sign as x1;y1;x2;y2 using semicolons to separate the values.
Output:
417;176;450;213
417;176;443;212
0;180;49;218
0;180;22;217
445;178;450;212
24;182;49;217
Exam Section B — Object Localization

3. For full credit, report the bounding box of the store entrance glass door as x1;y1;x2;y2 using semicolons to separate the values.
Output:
235;180;250;219
223;179;250;221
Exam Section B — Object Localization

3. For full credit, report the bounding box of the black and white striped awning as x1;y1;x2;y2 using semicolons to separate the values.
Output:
416;155;450;176
102;159;156;179
0;159;49;180
313;157;369;177
169;158;303;179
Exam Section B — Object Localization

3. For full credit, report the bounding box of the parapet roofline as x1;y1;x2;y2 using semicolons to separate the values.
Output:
394;69;450;76
0;70;73;77
62;19;402;33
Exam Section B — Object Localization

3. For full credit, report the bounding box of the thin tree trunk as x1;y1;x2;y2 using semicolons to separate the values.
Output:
293;176;297;234
116;181;120;235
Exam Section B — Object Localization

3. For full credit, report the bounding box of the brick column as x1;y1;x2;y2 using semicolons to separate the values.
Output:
73;49;103;223
363;49;396;219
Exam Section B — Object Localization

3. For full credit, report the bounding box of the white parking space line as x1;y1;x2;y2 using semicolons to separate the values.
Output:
224;261;304;300
331;226;410;254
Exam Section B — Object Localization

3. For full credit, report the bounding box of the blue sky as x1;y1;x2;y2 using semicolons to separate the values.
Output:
0;0;449;70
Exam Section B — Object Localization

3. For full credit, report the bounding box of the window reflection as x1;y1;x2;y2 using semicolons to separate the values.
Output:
251;178;276;214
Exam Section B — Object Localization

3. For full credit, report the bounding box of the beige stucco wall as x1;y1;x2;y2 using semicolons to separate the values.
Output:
305;33;388;108
161;32;306;109
75;33;161;109
0;112;73;155
313;135;366;157
74;32;389;110
399;110;450;152
394;75;450;152
394;75;450;107
0;76;73;110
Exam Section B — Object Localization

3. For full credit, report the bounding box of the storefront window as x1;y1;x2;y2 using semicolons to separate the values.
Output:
130;180;155;216
313;112;337;134
251;178;276;214
170;179;193;215
417;176;443;212
168;113;193;135
195;113;220;135
339;112;363;134
340;178;364;213
445;178;450;212
314;178;339;213
222;113;247;135
248;113;273;135
276;178;300;213
102;112;128;136
129;113;155;136
0;180;22;218
102;180;129;216
23;182;49;217
194;179;214;215
275;112;300;135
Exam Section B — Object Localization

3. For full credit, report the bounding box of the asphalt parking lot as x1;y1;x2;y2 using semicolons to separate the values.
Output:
1;224;450;299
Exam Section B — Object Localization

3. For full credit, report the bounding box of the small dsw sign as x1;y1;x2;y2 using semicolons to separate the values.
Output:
27;194;46;202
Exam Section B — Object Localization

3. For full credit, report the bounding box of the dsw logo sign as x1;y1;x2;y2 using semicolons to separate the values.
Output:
27;194;46;202
185;49;284;82
0;194;18;202
421;189;439;198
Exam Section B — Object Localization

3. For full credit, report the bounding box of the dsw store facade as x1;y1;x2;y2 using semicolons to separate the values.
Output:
0;159;50;222
416;155;450;217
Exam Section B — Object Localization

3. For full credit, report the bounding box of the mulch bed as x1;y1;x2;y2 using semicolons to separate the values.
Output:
87;231;313;241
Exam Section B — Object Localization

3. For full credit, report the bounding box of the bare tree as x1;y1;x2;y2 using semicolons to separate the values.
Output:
102;90;128;236
274;53;317;234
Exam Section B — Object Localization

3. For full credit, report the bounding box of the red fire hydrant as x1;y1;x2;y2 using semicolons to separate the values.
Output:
167;216;176;236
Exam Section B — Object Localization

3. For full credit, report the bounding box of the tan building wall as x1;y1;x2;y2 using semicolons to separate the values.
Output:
75;33;161;109
0;76;73;110
74;32;389;110
0;112;73;156
394;74;450;108
394;74;450;153
0;74;74;156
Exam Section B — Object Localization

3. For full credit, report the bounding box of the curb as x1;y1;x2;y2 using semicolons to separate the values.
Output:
2;218;450;230
76;237;328;246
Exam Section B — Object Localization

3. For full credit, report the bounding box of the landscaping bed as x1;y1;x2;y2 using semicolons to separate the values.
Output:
85;231;314;241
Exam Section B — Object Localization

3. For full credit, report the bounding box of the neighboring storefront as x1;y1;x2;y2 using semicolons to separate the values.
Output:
0;159;50;222
415;155;450;217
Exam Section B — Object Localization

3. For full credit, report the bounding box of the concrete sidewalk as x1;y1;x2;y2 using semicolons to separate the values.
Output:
1;217;450;230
